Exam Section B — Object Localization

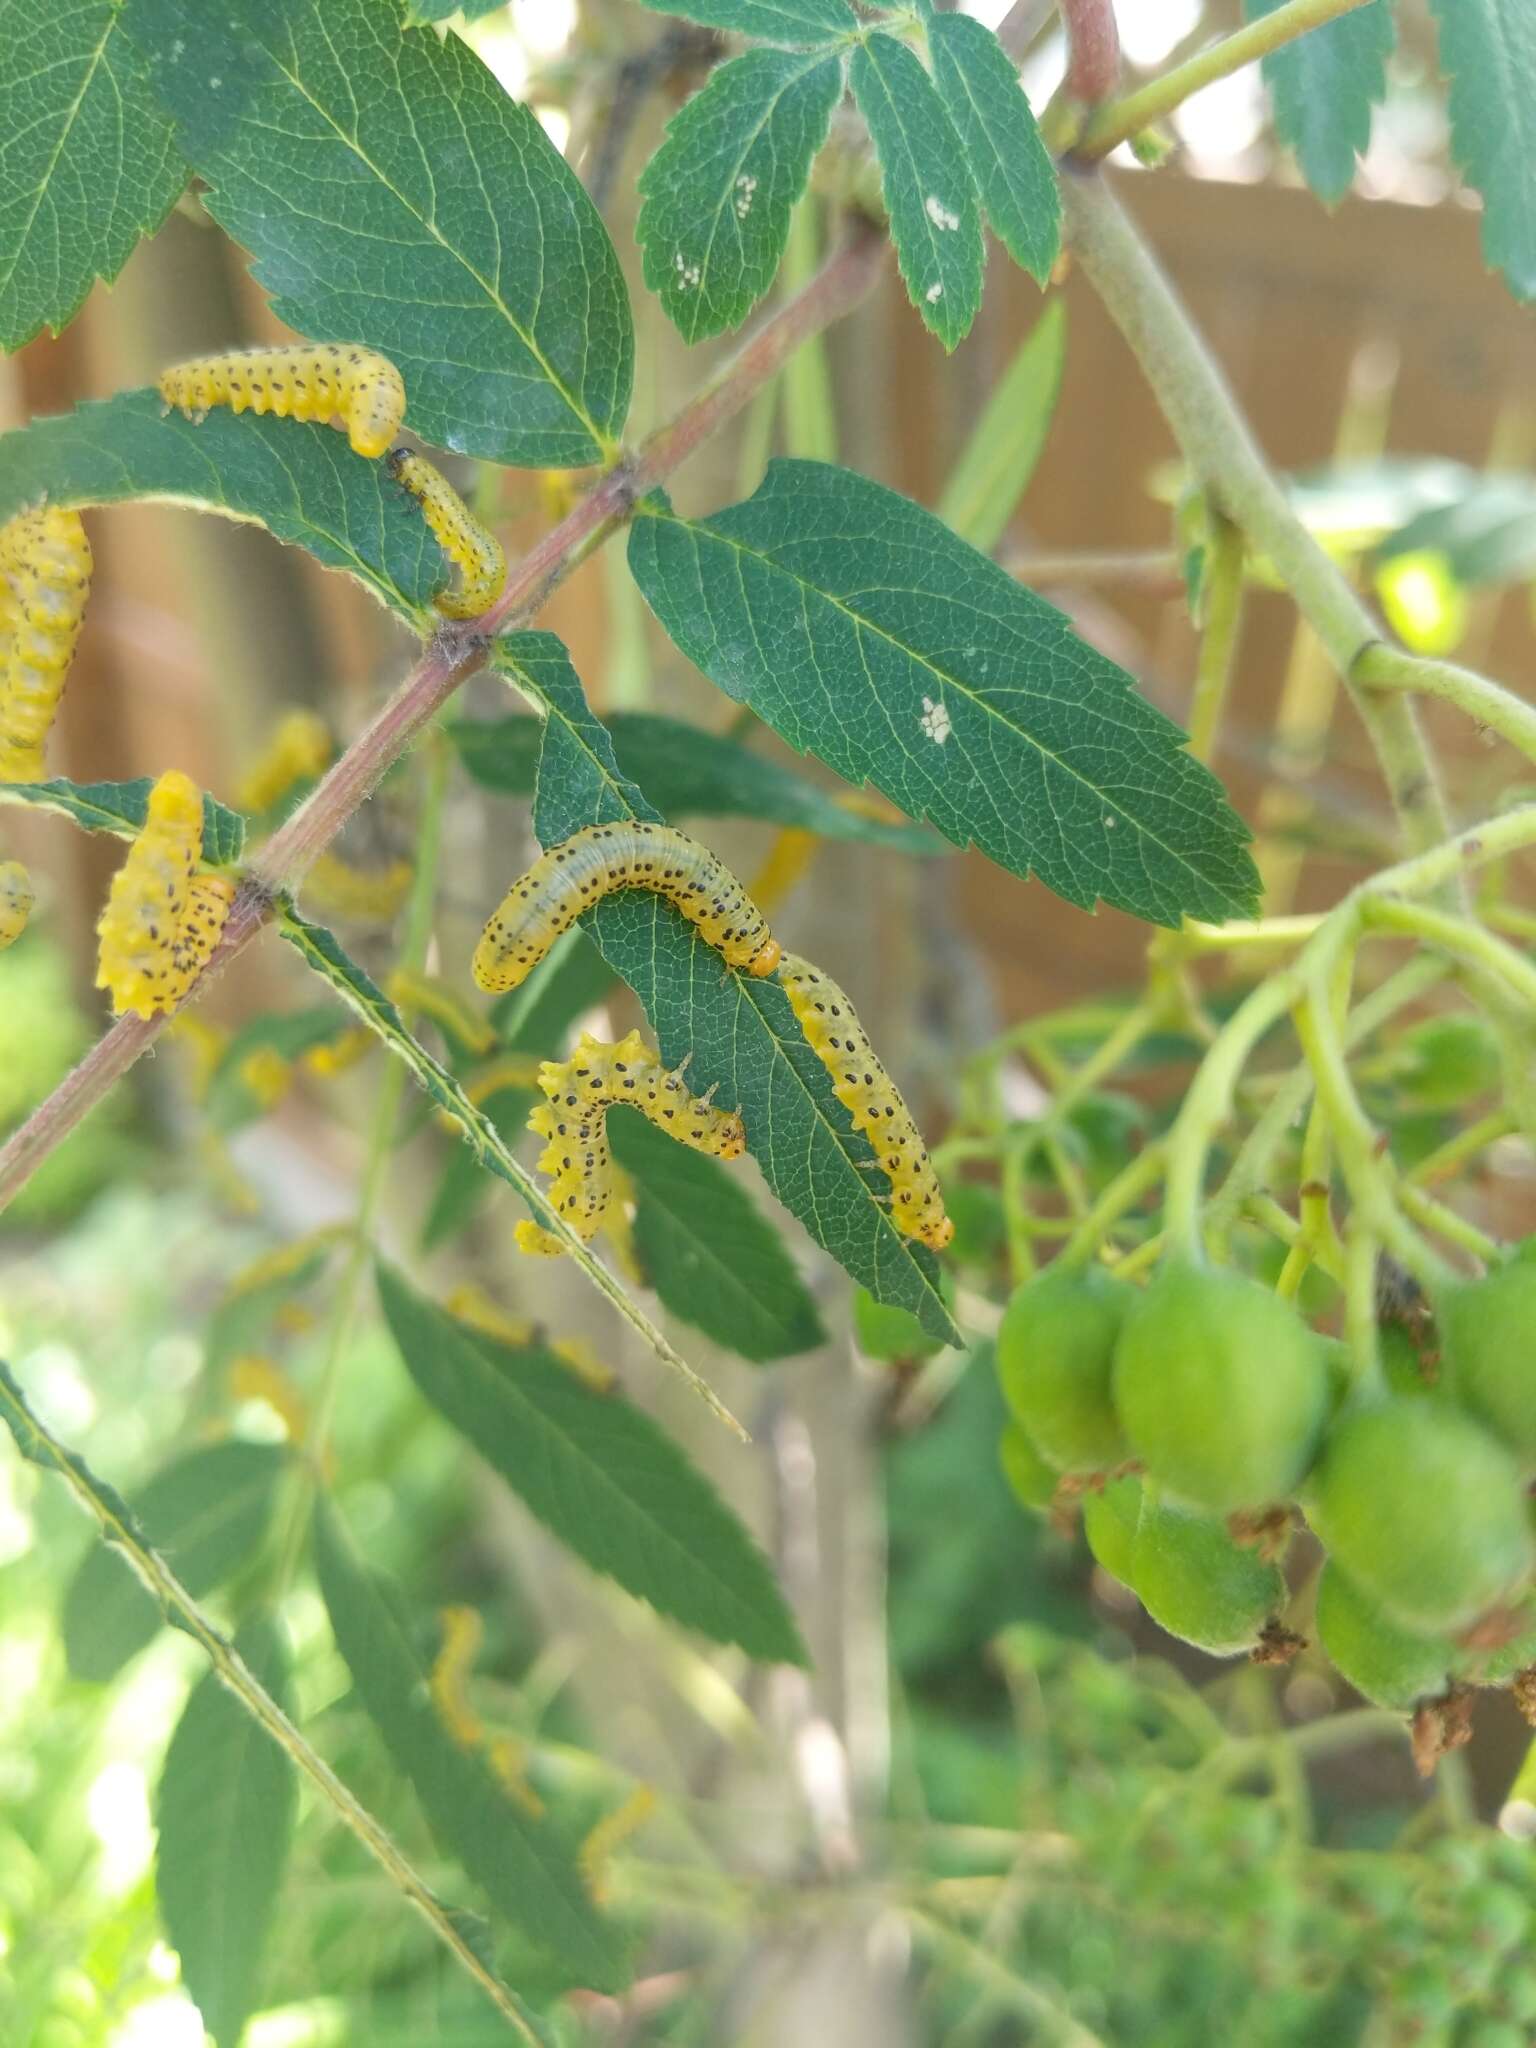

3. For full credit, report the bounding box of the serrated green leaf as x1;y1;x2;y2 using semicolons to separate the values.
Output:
0;0;185;353
1244;0;1393;206
156;1615;295;2048
62;1442;286;1682
628;461;1260;926
118;0;634;465
280;907;739;1425
379;1262;806;1659
637;0;852;45
610;1114;824;1362
1430;0;1536;300
936;301;1063;553
637;47;843;343
314;1501;625;1989
927;12;1058;283
424;931;616;1251
498;632;960;1347
0;393;439;619
850;33;982;350
0;772;246;864
449;709;941;852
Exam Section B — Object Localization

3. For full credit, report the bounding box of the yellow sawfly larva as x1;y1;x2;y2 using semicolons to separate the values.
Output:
0;506;92;783
776;951;953;1252
0;859;35;949
383;445;506;619
158;344;407;460
95;769;235;1017
473;820;781;996
515;1027;746;1257
237;708;333;815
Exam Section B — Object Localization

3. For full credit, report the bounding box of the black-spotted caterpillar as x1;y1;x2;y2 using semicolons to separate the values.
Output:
776;952;953;1251
473;822;781;994
95;770;235;1018
158;344;407;461
0;860;33;950
384;447;506;619
517;1028;746;1257
1;506;92;783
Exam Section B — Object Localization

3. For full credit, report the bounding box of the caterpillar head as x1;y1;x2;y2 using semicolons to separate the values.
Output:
746;935;782;977
348;359;408;459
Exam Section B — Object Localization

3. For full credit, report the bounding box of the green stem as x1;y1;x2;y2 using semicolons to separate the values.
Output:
0;1367;542;2043
1070;0;1378;158
1056;1139;1168;1271
1361;897;1536;1011
1060;171;1450;862
1406;1109;1516;1188
1397;1182;1502;1268
1354;642;1536;773
1185;515;1245;764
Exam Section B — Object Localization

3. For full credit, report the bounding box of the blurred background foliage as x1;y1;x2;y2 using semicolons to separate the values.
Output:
6;0;1536;2041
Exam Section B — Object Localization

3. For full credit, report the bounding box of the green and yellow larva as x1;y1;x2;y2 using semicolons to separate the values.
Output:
157;344;407;460
95;769;235;1018
473;821;781;995
516;1027;746;1257
776;951;952;1252
384;446;506;619
0;860;34;950
0;506;92;783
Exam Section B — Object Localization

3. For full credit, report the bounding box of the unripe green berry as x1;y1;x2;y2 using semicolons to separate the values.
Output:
1313;1400;1533;1634
1440;1256;1536;1465
999;1420;1058;1512
1111;1259;1329;1511
1082;1474;1141;1585
1314;1560;1453;1710
1131;1497;1285;1657
996;1264;1131;1474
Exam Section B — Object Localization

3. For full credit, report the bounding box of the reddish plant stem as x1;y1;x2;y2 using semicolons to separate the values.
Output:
1059;0;1121;106
0;224;887;1215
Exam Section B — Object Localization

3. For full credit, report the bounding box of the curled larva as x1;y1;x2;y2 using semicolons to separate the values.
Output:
158;344;407;459
0;506;92;782
384;446;506;619
515;1027;746;1257
776;951;953;1252
95;770;235;1017
0;859;34;949
473;820;781;996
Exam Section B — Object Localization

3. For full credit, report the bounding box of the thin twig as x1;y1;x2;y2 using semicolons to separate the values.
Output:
0;223;888;1217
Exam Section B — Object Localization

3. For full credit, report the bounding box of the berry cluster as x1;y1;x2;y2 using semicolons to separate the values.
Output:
997;1250;1536;1730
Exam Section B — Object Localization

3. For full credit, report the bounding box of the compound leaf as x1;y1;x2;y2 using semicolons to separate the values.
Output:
497;631;959;1346
1429;0;1536;300
156;1615;296;2048
378;1262;806;1659
927;12;1058;282
119;0;633;464
628;461;1259;926
850;32;982;350
62;1442;287;1682
637;47;844;343
1245;0;1394;206
449;708;940;851
636;0;852;46
314;1502;625;1989
611;1113;825;1362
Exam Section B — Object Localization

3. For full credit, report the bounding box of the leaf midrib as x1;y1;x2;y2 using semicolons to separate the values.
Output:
0;9;114;305
234;15;608;455
643;502;1239;894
